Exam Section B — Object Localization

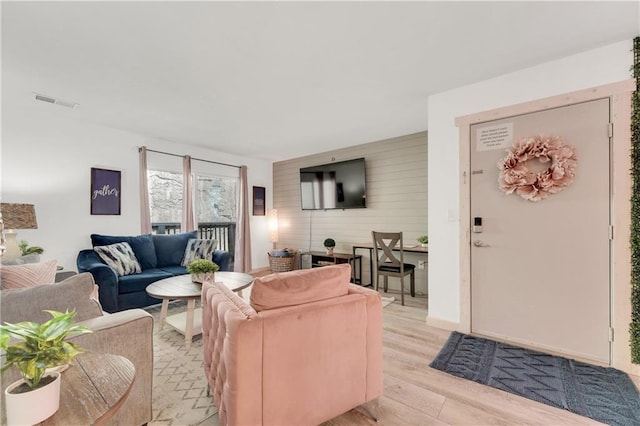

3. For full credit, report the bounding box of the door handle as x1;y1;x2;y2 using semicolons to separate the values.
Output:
473;240;491;248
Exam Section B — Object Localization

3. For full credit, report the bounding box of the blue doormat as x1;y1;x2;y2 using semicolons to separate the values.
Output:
430;332;640;426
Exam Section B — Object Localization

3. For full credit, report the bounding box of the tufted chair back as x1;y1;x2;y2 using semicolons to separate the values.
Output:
201;265;383;426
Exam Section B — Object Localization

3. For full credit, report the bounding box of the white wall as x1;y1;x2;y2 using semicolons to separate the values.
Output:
427;40;633;324
1;99;272;271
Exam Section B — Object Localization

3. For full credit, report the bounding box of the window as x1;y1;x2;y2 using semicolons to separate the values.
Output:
147;169;238;253
195;174;238;253
148;170;183;234
195;174;237;224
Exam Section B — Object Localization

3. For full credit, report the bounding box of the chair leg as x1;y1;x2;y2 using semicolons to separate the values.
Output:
357;398;380;423
384;276;388;292
400;276;405;306
374;272;379;291
410;271;415;297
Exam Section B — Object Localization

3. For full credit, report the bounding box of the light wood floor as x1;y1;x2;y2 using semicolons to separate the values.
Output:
322;290;604;426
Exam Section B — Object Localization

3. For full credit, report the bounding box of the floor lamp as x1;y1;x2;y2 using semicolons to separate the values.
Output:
0;203;38;261
268;209;278;250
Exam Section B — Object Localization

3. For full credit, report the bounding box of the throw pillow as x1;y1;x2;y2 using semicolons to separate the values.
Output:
94;242;142;276
250;263;351;312
91;234;157;270
152;231;197;267
0;259;58;290
181;238;218;266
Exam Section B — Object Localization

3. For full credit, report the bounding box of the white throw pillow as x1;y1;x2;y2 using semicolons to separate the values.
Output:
181;239;218;266
94;242;142;276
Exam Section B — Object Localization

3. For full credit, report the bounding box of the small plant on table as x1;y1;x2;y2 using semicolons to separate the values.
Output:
18;239;44;256
187;259;220;283
323;238;336;255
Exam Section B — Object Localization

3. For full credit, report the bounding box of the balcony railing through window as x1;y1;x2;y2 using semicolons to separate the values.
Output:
151;222;236;260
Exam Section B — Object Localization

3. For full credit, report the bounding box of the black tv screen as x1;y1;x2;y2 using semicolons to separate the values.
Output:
300;158;367;210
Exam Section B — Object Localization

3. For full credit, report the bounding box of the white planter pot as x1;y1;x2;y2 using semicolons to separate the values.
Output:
191;272;215;283
19;253;41;263
421;243;428;248
5;372;61;425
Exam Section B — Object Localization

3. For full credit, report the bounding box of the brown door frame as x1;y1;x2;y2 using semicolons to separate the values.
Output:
455;80;636;372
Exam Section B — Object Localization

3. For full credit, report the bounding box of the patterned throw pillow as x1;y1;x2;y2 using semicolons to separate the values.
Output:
91;233;157;270
94;242;142;276
0;259;58;290
181;239;218;266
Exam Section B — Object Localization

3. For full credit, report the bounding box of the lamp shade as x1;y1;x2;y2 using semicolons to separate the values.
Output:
1;203;38;229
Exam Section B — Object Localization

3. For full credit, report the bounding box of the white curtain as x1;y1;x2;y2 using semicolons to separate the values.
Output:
139;146;152;234
234;165;252;272
181;155;195;232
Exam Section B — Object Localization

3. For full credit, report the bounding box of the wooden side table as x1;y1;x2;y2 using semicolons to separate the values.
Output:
303;251;362;283
1;352;135;425
55;269;78;282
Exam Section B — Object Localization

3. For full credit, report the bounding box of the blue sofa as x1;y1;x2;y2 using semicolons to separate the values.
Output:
77;231;231;313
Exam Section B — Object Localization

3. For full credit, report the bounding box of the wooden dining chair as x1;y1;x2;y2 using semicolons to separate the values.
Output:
371;231;415;306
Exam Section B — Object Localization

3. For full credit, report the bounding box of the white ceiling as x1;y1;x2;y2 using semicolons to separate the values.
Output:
2;1;638;161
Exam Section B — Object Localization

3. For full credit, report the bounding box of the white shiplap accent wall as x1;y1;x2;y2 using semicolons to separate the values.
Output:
273;132;428;295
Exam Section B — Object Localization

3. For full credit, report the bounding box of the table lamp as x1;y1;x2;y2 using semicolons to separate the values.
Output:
0;203;38;261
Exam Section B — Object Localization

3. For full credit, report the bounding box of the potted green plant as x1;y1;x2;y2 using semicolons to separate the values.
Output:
18;239;44;262
417;235;429;248
0;309;92;425
187;259;220;283
18;240;44;256
323;238;336;255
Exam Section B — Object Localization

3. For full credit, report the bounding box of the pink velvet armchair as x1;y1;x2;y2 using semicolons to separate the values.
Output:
202;264;383;426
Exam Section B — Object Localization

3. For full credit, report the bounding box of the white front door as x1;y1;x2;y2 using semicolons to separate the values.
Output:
470;98;611;363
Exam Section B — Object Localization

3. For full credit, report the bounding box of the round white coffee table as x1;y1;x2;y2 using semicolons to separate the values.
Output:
146;272;253;347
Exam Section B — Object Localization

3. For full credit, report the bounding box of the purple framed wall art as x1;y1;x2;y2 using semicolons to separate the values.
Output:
253;186;265;216
90;167;121;215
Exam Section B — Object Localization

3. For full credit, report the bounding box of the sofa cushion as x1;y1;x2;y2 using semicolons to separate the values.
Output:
118;268;173;294
181;238;217;266
152;231;197;268
250;264;351;312
91;233;157;270
159;265;188;276
94;242;142;276
0;259;57;290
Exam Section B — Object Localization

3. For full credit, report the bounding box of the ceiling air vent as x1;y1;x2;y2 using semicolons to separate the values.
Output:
33;93;79;109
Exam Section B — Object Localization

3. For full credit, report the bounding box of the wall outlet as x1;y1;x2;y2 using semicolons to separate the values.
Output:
418;260;426;269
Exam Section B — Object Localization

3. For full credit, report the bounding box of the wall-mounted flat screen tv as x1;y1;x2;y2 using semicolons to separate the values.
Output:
300;158;367;210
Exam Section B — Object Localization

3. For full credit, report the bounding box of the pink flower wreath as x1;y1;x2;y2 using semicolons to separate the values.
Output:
497;135;577;202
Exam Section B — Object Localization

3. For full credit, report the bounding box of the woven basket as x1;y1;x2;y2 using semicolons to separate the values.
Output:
268;252;296;273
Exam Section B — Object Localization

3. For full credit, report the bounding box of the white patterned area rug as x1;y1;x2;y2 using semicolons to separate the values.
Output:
145;301;218;426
